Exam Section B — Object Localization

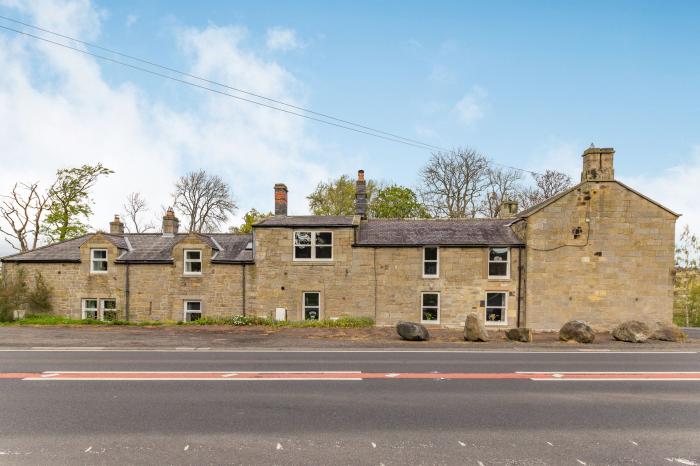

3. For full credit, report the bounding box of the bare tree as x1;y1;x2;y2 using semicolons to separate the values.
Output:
517;170;574;210
173;170;237;233
0;182;52;252
418;148;490;218
122;192;156;233
480;167;523;218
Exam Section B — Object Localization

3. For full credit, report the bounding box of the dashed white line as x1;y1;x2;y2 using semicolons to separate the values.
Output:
84;446;92;453
546;441;554;446
576;459;586;465
184;445;189;451
371;442;376;448
477;461;485;466
276;443;283;451
458;441;466;447
629;440;638;446
666;459;698;465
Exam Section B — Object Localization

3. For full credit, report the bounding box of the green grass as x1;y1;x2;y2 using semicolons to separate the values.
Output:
180;315;375;328
0;314;375;328
0;315;163;326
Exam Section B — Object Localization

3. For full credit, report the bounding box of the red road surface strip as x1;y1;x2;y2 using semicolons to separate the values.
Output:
1;371;699;381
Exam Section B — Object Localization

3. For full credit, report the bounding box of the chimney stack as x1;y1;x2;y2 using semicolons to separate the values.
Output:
355;170;367;220
498;199;519;218
274;183;288;216
109;215;124;235
162;207;180;236
581;145;615;182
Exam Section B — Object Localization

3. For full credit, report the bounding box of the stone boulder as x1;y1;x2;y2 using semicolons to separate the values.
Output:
396;321;430;341
612;320;651;343
559;320;595;344
506;327;532;342
650;323;686;342
464;313;489;342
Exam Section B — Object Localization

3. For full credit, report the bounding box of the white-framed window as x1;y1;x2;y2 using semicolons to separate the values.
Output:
293;231;333;261
421;292;440;323
184;300;202;322
101;299;117;321
90;249;108;273
184;250;202;275
423;246;439;278
82;299;98;319
488;247;510;279
303;292;321;320
82;298;118;320
485;291;507;325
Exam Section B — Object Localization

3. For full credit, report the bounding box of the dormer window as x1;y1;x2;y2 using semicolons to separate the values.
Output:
90;249;108;273
184;250;202;275
293;231;333;261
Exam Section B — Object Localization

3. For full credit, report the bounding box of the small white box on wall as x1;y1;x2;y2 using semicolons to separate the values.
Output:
275;308;287;321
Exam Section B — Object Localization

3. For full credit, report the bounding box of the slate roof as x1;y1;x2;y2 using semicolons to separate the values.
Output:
356;219;524;246
1;233;254;264
254;215;356;228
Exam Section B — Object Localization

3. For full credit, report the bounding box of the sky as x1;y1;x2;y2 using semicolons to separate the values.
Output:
0;0;699;255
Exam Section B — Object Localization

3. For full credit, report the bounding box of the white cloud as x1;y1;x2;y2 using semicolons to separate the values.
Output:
454;86;487;126
0;0;337;256
622;146;700;239
125;13;137;28
265;27;302;52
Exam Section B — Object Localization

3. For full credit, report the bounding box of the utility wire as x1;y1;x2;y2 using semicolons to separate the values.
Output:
0;17;544;175
0;14;445;152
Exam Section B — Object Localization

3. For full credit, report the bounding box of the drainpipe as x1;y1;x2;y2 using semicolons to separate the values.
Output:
124;263;130;322
242;264;246;316
516;248;523;328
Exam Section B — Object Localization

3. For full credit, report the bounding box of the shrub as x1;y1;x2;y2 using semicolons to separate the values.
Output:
27;272;52;315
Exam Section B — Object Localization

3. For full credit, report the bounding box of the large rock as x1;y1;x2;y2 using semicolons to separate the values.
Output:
559;320;595;344
506;328;532;342
612;320;651;343
396;321;430;341
464;313;489;342
650;323;686;342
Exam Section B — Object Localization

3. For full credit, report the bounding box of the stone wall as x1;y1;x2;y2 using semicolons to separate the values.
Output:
250;227;519;328
522;181;677;330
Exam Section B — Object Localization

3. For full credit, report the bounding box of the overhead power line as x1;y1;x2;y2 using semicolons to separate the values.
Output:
0;16;543;175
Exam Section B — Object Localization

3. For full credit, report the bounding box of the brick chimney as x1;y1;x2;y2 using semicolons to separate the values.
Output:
581;145;615;182
162;207;180;236
109;215;124;234
355;170;367;220
498;199;519;218
274;183;288;216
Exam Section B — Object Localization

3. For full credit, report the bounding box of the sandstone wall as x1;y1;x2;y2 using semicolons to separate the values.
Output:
523;181;676;330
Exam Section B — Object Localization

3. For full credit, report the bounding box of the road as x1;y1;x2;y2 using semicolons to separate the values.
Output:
0;349;699;465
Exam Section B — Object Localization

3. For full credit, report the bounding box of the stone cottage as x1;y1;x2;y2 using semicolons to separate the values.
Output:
0;147;679;330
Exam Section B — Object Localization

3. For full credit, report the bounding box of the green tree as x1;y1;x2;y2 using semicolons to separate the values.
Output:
307;175;378;216
43;164;113;242
230;208;273;233
369;185;429;218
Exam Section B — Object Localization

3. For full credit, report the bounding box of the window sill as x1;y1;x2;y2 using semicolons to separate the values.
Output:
291;261;335;266
421;321;440;325
485;322;508;326
422;275;440;279
487;276;511;281
89;271;108;275
182;274;203;277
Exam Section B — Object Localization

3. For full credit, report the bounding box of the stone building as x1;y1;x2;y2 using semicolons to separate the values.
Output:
1;147;679;330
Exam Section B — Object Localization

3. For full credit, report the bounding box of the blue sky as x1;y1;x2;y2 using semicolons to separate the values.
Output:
0;0;698;254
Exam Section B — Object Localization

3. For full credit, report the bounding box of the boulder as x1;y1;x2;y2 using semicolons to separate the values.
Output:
612;320;651;343
396;321;430;341
464;313;489;342
650;323;686;342
559;320;595;344
506;327;532;342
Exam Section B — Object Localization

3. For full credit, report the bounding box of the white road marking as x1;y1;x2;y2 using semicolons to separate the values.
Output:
23;377;363;381
552;373;564;378
477;461;485;466
546;442;553;446
3;348;696;354
458;441;466;447
665;459;698;465
221;373;239;377
84;446;92;453
576;459;586;465
371;442;376;448
533;378;700;382
630;440;638;446
385;373;400;378
41;373;58;378
276;443;283;451
184;445;189;451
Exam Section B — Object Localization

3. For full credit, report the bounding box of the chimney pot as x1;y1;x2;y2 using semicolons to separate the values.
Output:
162;207;180;236
109;214;124;235
274;183;288;216
355;170;367;220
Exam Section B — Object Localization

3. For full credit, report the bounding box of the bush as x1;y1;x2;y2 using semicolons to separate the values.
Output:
27;272;52;315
